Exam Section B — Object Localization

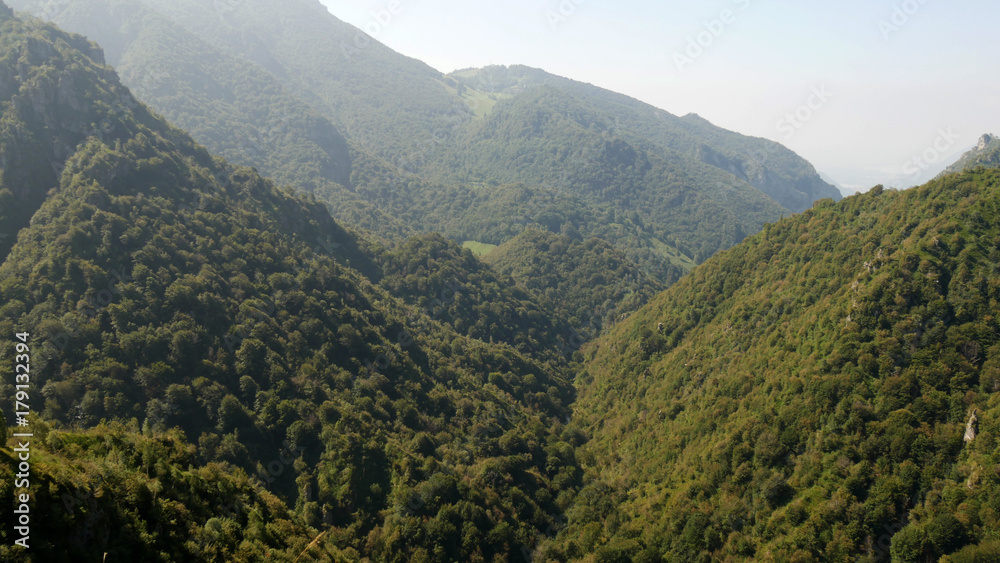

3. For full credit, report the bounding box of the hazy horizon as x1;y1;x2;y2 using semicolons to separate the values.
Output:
320;0;1000;194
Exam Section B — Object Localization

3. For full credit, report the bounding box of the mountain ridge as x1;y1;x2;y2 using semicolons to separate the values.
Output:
6;2;994;561
939;133;1000;178
450;64;842;213
0;8;583;559
557;172;1000;561
11;0;840;277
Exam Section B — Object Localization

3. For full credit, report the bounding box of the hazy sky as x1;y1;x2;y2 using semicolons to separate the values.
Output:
319;0;1000;191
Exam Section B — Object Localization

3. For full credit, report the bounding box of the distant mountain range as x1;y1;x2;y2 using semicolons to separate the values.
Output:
4;0;998;561
8;0;840;276
939;133;1000;178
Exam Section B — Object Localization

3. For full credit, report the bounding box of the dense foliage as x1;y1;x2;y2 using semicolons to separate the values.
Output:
485;229;664;333
0;12;582;561
449;65;841;214
1;422;325;562
378;233;577;365
10;2;999;562
343;153;693;281
940;134;1000;178
432;85;785;264
0;4;128;260
560;172;1000;561
12;0;838;279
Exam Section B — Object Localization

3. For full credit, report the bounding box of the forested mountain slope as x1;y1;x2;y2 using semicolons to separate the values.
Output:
4;3;999;562
553;172;1000;562
485;229;664;334
0;1;132;260
0;9;582;560
450;65;841;214
5;0;418;241
377;232;579;365
132;0;467;164
940;133;1000;178
439;85;786;263
11;0;837;276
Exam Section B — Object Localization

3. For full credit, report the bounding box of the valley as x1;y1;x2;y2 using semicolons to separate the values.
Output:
0;2;998;562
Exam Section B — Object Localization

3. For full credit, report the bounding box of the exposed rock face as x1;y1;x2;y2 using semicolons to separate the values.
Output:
0;10;129;261
965;410;979;443
694;142;840;214
938;133;1000;178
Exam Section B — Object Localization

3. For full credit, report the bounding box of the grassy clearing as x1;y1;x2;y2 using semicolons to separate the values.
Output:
462;240;498;256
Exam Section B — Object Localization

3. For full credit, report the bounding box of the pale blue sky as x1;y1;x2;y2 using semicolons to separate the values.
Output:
320;0;1000;191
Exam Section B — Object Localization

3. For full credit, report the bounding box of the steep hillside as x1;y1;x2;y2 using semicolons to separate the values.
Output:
132;0;464;163
6;0;416;241
485;229;665;334
940;133;1000;177
378;232;578;364
555;172;1000;562
0;2;133;259
13;0;837;276
450;65;842;214
340;163;693;282
1;422;326;561
442;85;786;263
0;9;580;560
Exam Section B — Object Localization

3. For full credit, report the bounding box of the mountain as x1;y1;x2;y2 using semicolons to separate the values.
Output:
554;172;1000;561
434;83;789;264
5;0;419;242
0;0;131;260
0;8;583;560
448;65;842;214
12;1;985;561
484;229;665;334
10;0;839;277
940;133;1000;177
377;232;579;365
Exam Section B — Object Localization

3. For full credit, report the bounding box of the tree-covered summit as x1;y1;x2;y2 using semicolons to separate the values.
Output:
0;8;581;560
561;171;1000;561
